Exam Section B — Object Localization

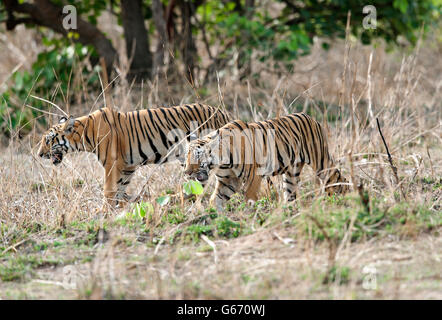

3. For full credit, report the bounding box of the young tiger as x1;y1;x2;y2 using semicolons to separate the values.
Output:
184;113;349;211
37;104;230;207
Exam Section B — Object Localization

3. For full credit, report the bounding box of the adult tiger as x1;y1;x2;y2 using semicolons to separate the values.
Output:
37;104;230;206
184;113;349;211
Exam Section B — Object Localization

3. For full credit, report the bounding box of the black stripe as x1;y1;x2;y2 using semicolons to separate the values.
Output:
136;111;146;140
133;114;148;164
219;180;236;193
142;116;161;164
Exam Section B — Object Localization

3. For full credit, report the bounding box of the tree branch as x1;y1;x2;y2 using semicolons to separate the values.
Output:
3;0;117;75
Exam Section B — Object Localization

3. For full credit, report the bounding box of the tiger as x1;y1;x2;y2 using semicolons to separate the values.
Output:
184;113;349;211
37;103;230;207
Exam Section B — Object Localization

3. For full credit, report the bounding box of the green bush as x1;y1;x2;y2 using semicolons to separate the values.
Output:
1;41;99;136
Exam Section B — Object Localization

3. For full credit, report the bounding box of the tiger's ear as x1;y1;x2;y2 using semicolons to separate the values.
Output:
59;116;68;124
64;117;75;134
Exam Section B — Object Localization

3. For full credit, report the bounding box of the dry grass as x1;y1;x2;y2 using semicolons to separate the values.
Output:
0;18;441;299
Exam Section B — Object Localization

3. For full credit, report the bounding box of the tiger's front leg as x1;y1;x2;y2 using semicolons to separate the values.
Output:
103;164;119;208
103;164;136;208
283;162;304;202
210;173;240;212
244;174;262;207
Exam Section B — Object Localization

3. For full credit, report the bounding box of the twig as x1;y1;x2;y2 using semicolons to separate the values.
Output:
99;57;112;110
357;182;370;213
30;95;68;117
376;118;406;200
338;10;351;130
426;146;435;178
154;237;165;255
1;238;29;255
201;235;218;264
273;232;294;245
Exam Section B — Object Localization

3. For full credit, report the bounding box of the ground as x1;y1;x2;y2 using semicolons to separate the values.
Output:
0;143;440;299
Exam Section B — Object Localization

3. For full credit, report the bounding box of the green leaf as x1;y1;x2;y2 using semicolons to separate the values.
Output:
183;180;204;195
14;73;24;91
133;202;154;218
156;195;171;206
394;0;409;13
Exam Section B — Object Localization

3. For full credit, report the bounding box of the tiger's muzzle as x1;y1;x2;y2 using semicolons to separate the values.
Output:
186;169;209;185
51;151;63;165
39;149;64;166
195;170;209;183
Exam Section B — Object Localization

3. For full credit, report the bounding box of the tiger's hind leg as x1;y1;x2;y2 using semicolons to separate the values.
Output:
283;162;304;202
210;173;240;212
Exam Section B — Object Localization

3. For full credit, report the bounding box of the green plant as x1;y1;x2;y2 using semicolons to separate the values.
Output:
125;202;154;220
185;224;213;243
214;216;241;238
225;194;246;212
183;180;204;196
322;266;351;285
0;255;62;282
164;207;186;225
156;195;171;206
199;0;441;73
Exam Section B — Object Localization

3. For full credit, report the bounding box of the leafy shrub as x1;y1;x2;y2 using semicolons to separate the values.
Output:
215;216;241;238
1;41;99;136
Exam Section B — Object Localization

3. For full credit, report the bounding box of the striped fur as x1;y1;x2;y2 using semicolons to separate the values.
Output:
37;104;230;206
184;113;349;211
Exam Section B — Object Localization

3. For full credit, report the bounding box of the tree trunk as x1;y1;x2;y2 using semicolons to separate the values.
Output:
120;0;152;81
152;0;169;75
178;0;197;82
4;0;117;76
238;0;255;81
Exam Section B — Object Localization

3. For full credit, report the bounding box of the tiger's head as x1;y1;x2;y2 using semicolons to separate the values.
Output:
324;169;350;196
37;116;76;165
184;132;220;185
